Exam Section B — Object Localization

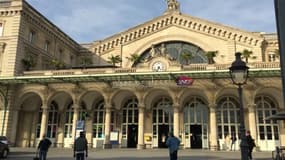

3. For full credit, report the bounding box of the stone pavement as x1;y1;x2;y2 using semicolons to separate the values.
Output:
4;147;273;160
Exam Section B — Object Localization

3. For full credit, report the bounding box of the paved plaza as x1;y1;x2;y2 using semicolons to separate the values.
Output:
4;148;273;160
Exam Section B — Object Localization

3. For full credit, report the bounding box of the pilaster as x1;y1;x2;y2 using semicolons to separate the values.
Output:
39;104;48;139
137;103;145;149
103;103;112;149
209;104;218;151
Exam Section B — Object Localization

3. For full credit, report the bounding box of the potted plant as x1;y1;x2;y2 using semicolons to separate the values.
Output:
126;53;140;67
21;57;36;71
205;51;218;64
50;59;65;70
80;56;93;68
107;55;122;66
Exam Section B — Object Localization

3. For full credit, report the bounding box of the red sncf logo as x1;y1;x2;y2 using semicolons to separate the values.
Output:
176;76;194;86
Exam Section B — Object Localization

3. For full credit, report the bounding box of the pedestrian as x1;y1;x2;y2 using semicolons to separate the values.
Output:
230;133;237;151
225;134;231;151
37;134;52;160
166;132;181;160
246;130;256;160
74;131;88;160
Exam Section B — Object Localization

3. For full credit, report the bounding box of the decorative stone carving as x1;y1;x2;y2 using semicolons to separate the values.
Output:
165;0;180;13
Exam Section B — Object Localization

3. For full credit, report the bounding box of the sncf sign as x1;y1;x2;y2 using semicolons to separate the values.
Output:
176;76;194;86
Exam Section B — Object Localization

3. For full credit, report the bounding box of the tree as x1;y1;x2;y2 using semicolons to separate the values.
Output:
108;55;122;66
180;51;193;65
50;59;65;70
241;49;256;63
21;57;37;71
80;56;93;68
205;51;218;64
126;53;140;67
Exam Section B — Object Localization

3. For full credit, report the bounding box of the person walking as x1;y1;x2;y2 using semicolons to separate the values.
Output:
74;131;88;160
246;130;256;160
230;133;237;151
166;132;181;160
37;135;52;160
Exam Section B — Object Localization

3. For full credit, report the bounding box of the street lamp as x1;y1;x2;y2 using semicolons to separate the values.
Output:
229;52;249;160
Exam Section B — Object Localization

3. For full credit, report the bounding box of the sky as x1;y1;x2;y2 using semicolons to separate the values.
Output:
25;0;277;43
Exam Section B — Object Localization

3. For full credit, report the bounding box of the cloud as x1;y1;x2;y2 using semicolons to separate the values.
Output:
26;0;276;43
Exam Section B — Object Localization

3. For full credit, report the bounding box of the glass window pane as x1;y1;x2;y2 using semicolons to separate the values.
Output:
223;111;228;123
218;126;222;139
274;126;279;140
230;111;235;123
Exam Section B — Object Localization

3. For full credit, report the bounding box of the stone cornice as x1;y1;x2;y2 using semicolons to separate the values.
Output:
91;12;266;56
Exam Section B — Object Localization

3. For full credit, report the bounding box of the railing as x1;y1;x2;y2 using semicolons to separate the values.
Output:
23;62;280;77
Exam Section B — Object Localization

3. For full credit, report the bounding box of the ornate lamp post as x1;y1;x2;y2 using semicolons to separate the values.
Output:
229;52;249;160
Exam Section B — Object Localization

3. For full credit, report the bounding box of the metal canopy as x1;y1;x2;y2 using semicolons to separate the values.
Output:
0;68;280;85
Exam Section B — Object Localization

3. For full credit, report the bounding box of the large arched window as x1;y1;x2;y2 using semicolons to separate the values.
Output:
140;41;207;66
255;95;279;141
184;96;209;149
46;101;58;138
93;100;105;138
216;96;240;139
36;101;58;138
122;97;138;136
64;103;73;138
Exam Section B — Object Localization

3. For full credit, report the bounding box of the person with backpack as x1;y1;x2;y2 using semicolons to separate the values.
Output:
37;134;52;160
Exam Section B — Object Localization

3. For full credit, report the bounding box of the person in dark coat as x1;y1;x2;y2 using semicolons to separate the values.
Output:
166;132;181;160
74;131;88;160
37;135;52;160
246;130;256;160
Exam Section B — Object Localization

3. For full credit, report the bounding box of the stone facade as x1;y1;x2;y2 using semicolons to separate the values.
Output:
0;0;282;151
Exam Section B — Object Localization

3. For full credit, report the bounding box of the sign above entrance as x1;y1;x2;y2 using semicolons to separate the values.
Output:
176;76;194;86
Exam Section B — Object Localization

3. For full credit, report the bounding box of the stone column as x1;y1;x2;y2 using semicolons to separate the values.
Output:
209;105;218;151
39;104;48;139
173;105;180;137
71;104;79;140
104;105;112;149
248;104;257;140
137;105;145;149
85;111;93;147
57;111;65;148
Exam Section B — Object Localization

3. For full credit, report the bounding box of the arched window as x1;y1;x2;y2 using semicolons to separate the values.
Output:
36;101;58;138
46;101;58;138
184;97;208;149
216;96;240;139
140;41;207;65
122;97;138;136
255;95;279;141
64;102;73;138
93;100;105;138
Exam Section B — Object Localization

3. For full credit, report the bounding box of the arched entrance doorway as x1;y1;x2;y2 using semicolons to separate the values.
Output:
152;97;173;148
184;97;208;149
121;97;138;148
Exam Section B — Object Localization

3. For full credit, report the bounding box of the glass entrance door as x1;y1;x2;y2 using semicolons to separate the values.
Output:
184;97;208;149
152;97;173;148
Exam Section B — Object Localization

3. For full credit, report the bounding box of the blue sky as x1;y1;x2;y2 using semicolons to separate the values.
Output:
26;0;276;43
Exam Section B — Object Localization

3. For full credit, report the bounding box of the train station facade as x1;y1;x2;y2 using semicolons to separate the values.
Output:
0;0;283;151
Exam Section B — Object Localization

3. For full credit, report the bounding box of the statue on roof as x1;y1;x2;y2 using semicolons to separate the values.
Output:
165;0;180;14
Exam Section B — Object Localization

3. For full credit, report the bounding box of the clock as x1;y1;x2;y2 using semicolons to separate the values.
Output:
152;61;166;72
